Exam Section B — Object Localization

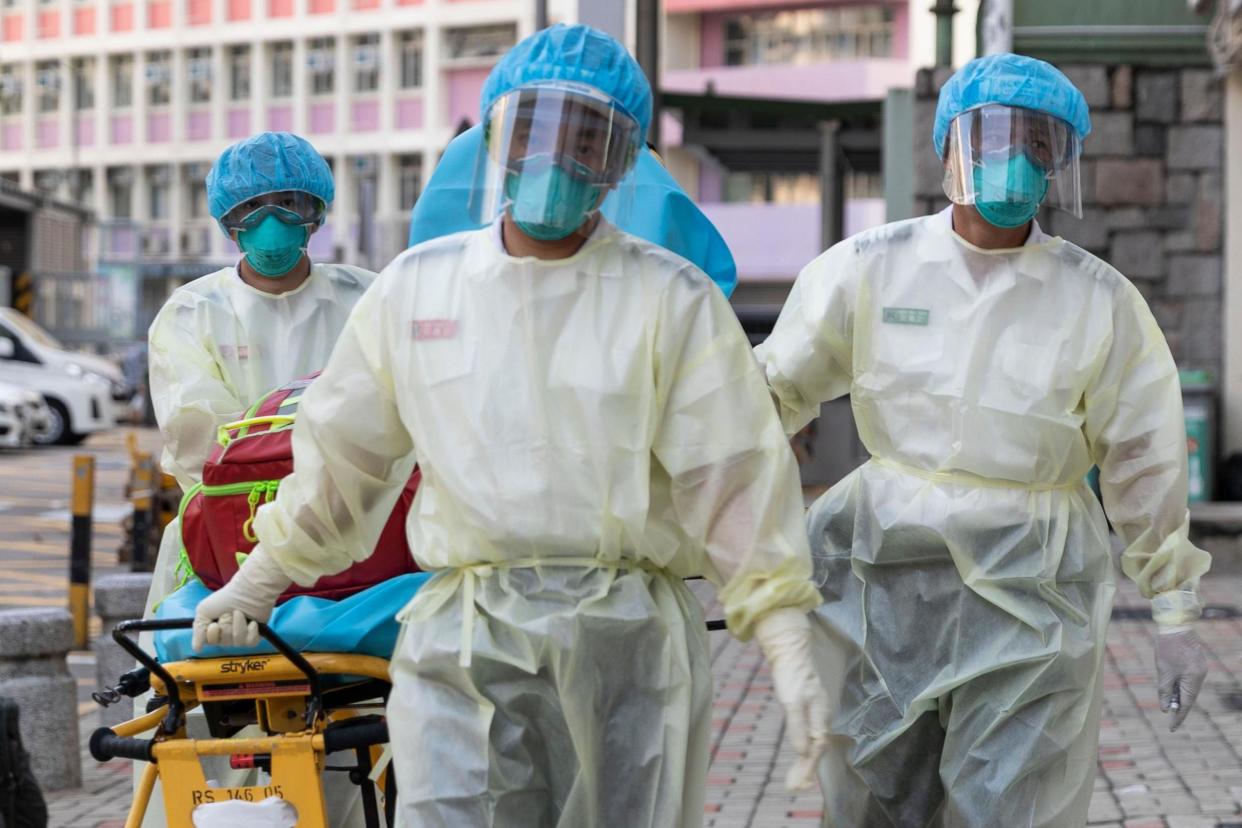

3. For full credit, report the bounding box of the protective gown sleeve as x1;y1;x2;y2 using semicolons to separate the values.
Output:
753;243;858;436
652;271;820;641
1084;279;1211;626
251;281;418;586
148;299;246;491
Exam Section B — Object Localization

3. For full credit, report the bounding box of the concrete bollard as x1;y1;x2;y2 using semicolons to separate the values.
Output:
0;608;81;790
94;573;153;730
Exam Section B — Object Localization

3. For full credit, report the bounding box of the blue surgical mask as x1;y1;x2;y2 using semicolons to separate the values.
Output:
504;165;603;242
237;214;309;277
972;154;1050;229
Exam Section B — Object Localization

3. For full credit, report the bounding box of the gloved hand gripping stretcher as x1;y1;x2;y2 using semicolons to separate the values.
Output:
90;601;425;828
93;370;428;828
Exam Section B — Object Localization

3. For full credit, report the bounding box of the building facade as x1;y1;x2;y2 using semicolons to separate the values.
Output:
0;0;977;337
0;0;542;334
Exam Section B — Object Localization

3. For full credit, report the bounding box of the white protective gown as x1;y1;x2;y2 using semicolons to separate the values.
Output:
138;261;376;828
249;220;820;827
755;208;1212;827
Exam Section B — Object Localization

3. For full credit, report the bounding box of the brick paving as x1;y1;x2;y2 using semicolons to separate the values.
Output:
8;430;1242;826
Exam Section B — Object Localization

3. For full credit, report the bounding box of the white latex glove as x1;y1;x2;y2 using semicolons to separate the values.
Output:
754;608;830;792
191;548;293;652
1155;624;1208;732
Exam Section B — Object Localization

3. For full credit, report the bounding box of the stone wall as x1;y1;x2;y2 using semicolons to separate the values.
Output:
912;63;1226;379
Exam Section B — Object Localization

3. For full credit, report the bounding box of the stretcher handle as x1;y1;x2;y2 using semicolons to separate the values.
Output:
89;728;154;763
705;619;727;631
322;715;389;755
112;618;326;731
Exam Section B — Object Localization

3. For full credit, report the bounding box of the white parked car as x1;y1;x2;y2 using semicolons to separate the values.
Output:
0;380;32;448
0;307;131;445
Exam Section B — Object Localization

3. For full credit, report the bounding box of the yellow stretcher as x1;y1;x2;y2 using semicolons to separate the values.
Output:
91;619;396;828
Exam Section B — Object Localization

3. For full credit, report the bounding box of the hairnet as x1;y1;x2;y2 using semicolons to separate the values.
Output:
207;132;335;223
407;125;738;297
479;24;653;141
933;53;1091;159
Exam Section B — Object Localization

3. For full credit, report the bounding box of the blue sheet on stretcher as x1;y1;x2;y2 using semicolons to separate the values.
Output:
153;573;431;663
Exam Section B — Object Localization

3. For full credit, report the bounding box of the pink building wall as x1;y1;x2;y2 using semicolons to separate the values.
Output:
702;200;885;280
350;100;379;132
73;6;95;35
445;68;489;130
188;0;212;24
396;97;423;130
268;104;292;131
227;108;250;138
186;110;210;140
308;101;334;133
1;124;21;151
110;113;133;144
110;3;133;31
37;9;58;38
2;14;21;41
268;0;292;16
698;1;909;67
74;114;94;147
665;58;913;104
227;0;250;20
147;0;171;28
146;111;171;143
36;118;58;149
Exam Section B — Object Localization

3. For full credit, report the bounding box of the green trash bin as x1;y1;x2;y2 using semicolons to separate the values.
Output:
1180;370;1216;503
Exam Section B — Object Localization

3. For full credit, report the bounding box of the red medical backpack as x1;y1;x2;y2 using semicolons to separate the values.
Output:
177;372;420;602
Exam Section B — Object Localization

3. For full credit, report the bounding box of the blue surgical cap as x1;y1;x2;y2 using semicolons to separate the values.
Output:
933;53;1092;159
207;132;335;226
407;125;737;297
479;24;653;141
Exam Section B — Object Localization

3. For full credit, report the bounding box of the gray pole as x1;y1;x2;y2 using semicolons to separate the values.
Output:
932;0;959;67
535;0;547;31
635;0;661;149
819;121;843;251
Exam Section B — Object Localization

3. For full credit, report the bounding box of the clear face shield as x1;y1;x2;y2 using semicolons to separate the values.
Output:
942;104;1083;228
472;82;642;242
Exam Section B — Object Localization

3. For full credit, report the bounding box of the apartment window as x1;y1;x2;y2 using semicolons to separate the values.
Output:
308;37;334;96
110;55;133;108
0;66;22;117
35;61;60;114
723;6;893;67
187;47;212;104
33;169;60;195
68;169;92;205
184;164;208;219
146;51;171;107
398;154;421;210
147;166;170;220
270;42;293;99
444;23;516;61
73;58;95;110
352;34;379;93
723;172;819;205
398;31;422;90
228;45;250;101
107;167;133;218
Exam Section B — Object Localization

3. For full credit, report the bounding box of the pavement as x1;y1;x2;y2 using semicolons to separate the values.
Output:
3;428;1241;827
